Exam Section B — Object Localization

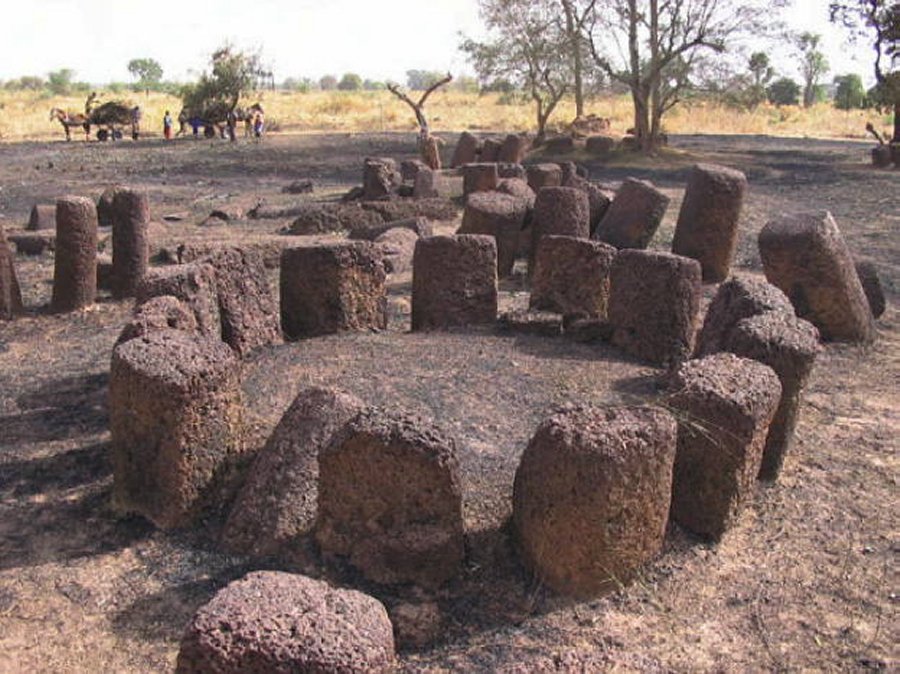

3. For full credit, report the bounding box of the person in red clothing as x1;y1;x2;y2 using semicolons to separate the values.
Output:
163;110;173;140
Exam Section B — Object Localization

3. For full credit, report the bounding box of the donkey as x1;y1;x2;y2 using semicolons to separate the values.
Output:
49;108;90;141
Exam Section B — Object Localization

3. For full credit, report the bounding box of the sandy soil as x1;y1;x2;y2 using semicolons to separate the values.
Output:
0;132;897;673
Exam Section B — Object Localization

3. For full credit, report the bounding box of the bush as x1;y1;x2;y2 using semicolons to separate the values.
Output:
319;75;338;91
834;74;867;110
337;73;362;91
767;78;801;106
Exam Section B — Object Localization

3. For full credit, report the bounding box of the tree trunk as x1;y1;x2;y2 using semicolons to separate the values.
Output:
893;99;900;143
535;95;547;145
646;0;661;153
562;0;585;118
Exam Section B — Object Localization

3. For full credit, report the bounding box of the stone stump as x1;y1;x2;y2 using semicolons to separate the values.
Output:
51;196;98;313
497;163;527;180
666;354;782;540
222;387;365;559
375;227;419;274
316;409;466;587
758;211;875;342
562;172;613;235
116;295;198;345
544;135;575;153
530;236;617;319
526;163;563;193
362;157;401;200
725;311;821;480
110;188;149;299
136;263;221;338
480;137;502;162
28;204;55;231
412;167;438;198
855;261;886;319
462;163;499;196
872;145;892;167
458;192;528;277
530;186;590;272
280;241;387;339
497;178;536;208
695;275;794;357
593;178;670;249
348;216;433;241
498;133;529;163
672;163;748;283
109;330;243;529
608;250;702;366
175;571;395;674
0;224;23;320
7;231;55;255
411;235;498;330
586;135;615;155
400;158;428;183
513;405;677;597
96;186;121;228
451;131;481;168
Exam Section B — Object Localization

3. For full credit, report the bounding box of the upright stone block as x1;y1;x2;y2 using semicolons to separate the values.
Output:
110;187;149;299
530;236;616;319
375;227;418;274
136;262;221;338
855;261;886;319
451;131;480;168
672;163;748;282
758;211;875;342
109;330;244;529
594;178;670;249
116;295;198;345
458;192;528;277
51;196;98;313
526;163;563;193
497;133;529;163
562;171;612;236
609;250;701;366
280;241;387;339
27;204;56;231
362;157;401;200
480;137;502;162
530;186;590;271
0;224;23;320
513;405;677;597
411;235;498;330
666;354;782;539
462;163;499;196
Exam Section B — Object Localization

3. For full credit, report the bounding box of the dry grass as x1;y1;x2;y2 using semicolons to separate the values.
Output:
0;88;893;142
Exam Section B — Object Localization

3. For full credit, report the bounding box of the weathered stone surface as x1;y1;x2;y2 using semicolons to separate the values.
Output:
513;405;677;597
361;197;459;224
530;235;616;319
496;178;536;208
175;571;395;674
725;311;821;480
110;330;243;529
759;211;875;342
872;145;892;167
96;185;122;228
222;387;365;559
498;133;530;163
375;227;419;274
28;204;56;230
451;131;481;168
280;241;387;339
288;202;383;235
564;315;613;343
348;216;433;241
0;223;23;320
412;167;438;198
52;196;98;313
564;173;612;236
498;309;564;336
672;163;748;282
110;188;149;299
526;163;563;193
463;163;500;196
594;178;670;249
116;295;198;345
400;158;429;183
7;231;55;255
317;408;465;587
497;163;527;180
411;235;498;330
458;192;528;277
696;274;794;357
586;135;615;155
391;601;443;648
855;261;886;319
362;157;402;200
543;135;575;153
666;354;782;540
96;253;113;292
609;250;702;366
531;187;590;272
281;178;315;194
136;263;221;338
480;137;502;162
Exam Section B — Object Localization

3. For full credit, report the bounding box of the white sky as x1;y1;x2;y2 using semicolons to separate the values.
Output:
0;0;879;86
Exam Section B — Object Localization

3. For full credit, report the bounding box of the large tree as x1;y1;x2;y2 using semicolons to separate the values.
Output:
797;33;829;108
181;45;265;121
127;58;163;94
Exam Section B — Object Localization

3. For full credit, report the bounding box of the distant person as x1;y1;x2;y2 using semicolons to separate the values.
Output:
253;110;265;140
190;116;202;137
131;106;142;140
226;109;237;142
163;110;173;140
176;109;188;137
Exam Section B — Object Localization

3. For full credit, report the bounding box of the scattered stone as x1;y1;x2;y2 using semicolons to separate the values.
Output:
288;202;383;235
586;135;616;155
363;157;402;200
175;571;395;674
361;197;459;224
110;188;149;299
412;235;498;330
27;204;55;230
758;211;875;342
666;354;782;540
222;387;365;559
116;295;198;345
526;163;563;193
530;236;616;319
282;179;314;194
458;192;528;277
543;135;575;153
348;216;433;241
317;408;466;587
594;178;670;249
463;163;500;196
110;330;243;529
6;231;55;255
513;405;677;597
498;309;563;336
480;137;502;162
0;224;23;320
136;262;221;338
451;131;481;168
400;158;429;183
531;186;590;271
498;134;529;163
855;261;886;319
375;227;419;274
52;196;98;313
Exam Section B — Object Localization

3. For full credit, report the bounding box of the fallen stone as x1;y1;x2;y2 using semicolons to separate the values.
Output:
593;178;670;249
498;309;564;336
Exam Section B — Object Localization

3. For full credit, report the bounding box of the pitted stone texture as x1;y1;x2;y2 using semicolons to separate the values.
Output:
527;163;563;193
480;137;502;162
96;253;113;292
316;409;466;587
222;387;365;559
116;295;199;345
451;131;481;168
531;186;590;271
375;227;419;274
411;235;498;330
7;231;55;255
609;250;702;366
51;196;98;313
672;163;748;282
28;204;56;231
175;571;395;674
280;241;387;339
725;311;821;480
497;163;527;180
530;236;616;319
412;167;439;198
362;157;402;200
348;216;433;241
666;354;782;540
855;261;886;319
458;192;528;277
400;158;428;183
0;224;23;320
498;134;530;163
759;211;875;342
544;135;575;153
562;173;612;236
497;178;537;208
463;163;500;196
136;262;221;338
288;202;383;235
513;405;677;598
498;309;564;337
96;186;122;228
110;188;150;299
586;135;615;155
109;330;243;529
202;247;282;355
594;178;670;249
696;275;795;357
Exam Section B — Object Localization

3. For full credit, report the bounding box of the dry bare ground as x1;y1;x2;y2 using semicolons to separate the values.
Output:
0;132;897;672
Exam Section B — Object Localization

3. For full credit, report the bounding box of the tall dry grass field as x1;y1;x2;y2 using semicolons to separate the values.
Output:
1;89;891;142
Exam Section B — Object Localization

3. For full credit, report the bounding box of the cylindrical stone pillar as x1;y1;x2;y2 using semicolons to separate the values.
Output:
52;196;98;313
111;188;150;299
530;186;590;273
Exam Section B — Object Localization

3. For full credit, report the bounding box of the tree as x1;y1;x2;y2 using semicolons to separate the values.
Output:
319;75;338;91
47;68;75;95
461;0;570;143
181;45;265;121
127;58;163;93
830;0;900;140
337;73;362;91
834;73;868;108
386;74;453;168
743;52;775;108
796;33;829;107
406;70;448;90
768;77;801;105
560;0;595;117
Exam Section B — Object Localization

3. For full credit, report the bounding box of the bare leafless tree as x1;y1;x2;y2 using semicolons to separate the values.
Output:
387;74;453;168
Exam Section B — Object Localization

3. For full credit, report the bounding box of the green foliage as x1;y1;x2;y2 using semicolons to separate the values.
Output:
363;79;385;91
5;76;45;91
337;73;362;91
797;32;830;107
451;75;480;93
834;73;867;109
406;70;448;90
282;77;313;93
47;69;75;95
181;44;265;120
768;77;802;105
319;75;338;91
127;58;163;90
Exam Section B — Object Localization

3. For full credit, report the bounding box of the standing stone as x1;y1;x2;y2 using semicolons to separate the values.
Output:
400;158;428;183
136;263;221;338
480;137;502;162
51;196;98;313
458;192;528;277
317;409;466;588
176;572;395;674
280;241;387;339
451;131;481;168
497;178;536;208
544;135;575;153
526;163;563;193
375;227;419;274
513;405;677;598
497;162;527;180
758;211;875;342
27;204;56;231
609;250;702;366
109;330;244;529
497;133;529;163
562;172;613;235
666;354;782;540
413;167;438;198
725;312;821;480
530;236;617;319
594;178;670;249
111;188;149;299
531;187;590;272
586;135;615;155
362;157;401;200
411;235;498;330
96;186;122;228
116;295;199;345
855;261;886;319
0;224;23;320
462;163;499;196
222;387;365;559
672;163;748;283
